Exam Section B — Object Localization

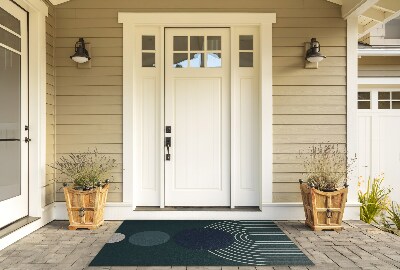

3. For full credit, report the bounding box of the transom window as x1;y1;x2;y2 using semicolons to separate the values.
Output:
172;35;222;68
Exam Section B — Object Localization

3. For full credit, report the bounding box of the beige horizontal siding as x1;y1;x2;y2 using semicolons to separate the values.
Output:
55;0;346;203
359;56;400;77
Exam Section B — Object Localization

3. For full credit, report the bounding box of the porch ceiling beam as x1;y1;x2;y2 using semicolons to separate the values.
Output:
374;0;400;13
342;0;380;19
358;8;400;36
361;8;387;22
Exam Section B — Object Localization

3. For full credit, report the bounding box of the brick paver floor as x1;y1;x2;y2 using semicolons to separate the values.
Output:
0;220;399;270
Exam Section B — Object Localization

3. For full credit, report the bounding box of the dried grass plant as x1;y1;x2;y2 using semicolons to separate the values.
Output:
50;148;117;189
299;144;356;191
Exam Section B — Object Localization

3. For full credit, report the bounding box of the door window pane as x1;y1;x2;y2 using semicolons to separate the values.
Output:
392;92;400;100
207;36;221;50
378;101;390;109
0;47;21;201
174;36;188;51
142;53;155;67
358;101;370;109
239;52;253;67
358;92;370;100
0;7;20;34
378;92;390;100
0;27;21;51
142;35;155;50
239;35;253;50
189;53;204;68
190;36;204;51
173;53;188;68
393;101;400;109
207;53;221;68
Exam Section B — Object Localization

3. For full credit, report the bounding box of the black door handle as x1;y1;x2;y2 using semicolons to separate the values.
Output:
0;139;20;141
165;137;171;161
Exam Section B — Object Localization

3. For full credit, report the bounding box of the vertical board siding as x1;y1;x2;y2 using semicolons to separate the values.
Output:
45;1;56;207
55;0;346;203
359;56;400;77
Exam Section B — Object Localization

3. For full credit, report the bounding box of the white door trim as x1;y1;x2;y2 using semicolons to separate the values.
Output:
12;0;48;217
119;13;276;210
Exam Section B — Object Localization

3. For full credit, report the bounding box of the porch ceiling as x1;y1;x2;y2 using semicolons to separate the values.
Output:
326;0;400;39
48;0;399;42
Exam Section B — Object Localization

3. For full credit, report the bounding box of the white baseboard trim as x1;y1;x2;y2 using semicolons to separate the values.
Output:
0;203;54;251
54;201;361;220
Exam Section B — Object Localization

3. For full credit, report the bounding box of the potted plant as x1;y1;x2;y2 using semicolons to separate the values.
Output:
298;144;355;231
51;149;117;230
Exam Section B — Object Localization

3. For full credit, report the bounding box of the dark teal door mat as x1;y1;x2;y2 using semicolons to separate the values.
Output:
89;220;313;266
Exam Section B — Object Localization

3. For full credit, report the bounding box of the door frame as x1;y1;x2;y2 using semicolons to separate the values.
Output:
11;0;49;218
0;0;29;228
119;13;276;210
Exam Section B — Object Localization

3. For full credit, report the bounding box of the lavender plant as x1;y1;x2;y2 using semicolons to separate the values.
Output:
299;144;356;191
50;148;117;189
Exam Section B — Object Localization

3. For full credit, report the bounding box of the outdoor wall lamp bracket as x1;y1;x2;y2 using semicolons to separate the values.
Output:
304;38;326;69
70;37;91;68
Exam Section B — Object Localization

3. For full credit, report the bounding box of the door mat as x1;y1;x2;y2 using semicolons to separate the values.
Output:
89;220;313;266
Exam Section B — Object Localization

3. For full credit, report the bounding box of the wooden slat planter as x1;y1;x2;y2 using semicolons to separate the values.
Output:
300;183;348;231
63;184;109;230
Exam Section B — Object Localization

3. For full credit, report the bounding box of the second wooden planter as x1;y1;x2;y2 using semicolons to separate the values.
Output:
299;182;348;231
63;184;109;230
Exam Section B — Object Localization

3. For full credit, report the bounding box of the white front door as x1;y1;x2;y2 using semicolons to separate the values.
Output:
164;28;230;206
0;0;29;228
358;90;400;202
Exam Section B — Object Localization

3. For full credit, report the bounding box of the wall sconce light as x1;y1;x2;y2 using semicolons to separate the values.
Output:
305;38;326;69
70;38;91;64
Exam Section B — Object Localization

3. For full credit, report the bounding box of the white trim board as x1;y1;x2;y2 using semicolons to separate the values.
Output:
347;16;359;204
53;202;361;220
119;13;276;210
359;77;400;85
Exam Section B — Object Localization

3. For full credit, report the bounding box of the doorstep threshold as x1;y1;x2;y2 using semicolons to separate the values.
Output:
0;216;40;240
135;206;261;212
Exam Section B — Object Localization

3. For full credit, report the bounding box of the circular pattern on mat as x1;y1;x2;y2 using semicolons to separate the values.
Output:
173;228;234;250
107;233;126;243
129;231;170;246
204;220;301;265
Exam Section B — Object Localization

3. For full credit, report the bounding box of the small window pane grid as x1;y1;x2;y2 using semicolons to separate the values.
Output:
378;91;400;110
358;91;371;109
357;91;400;110
239;35;253;67
173;35;222;68
142;35;156;67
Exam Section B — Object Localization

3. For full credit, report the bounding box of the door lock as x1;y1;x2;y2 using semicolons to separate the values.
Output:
165;137;171;161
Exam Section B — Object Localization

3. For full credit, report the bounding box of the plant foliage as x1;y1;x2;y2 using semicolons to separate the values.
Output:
358;176;391;224
50;148;117;189
382;201;400;230
299;144;355;191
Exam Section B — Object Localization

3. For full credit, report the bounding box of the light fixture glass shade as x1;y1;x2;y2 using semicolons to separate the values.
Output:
70;38;90;63
305;38;326;63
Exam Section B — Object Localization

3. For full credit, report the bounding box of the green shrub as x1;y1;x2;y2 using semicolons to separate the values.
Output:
358;176;391;224
382;201;400;230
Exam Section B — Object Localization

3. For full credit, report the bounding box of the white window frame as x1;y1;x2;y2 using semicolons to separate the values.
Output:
118;13;276;209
